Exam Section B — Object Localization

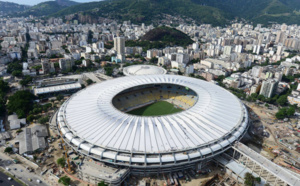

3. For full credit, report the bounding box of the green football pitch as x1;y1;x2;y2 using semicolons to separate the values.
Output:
127;101;183;116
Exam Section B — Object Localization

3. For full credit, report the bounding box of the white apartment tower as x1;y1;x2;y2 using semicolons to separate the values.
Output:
114;37;125;62
259;79;278;98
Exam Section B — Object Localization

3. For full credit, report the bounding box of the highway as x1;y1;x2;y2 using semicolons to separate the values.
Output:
0;170;21;186
0;152;48;186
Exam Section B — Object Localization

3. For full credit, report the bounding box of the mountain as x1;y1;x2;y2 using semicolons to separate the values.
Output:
11;0;300;26
51;0;228;26
16;0;79;17
191;0;300;25
141;26;193;45
0;1;30;15
49;0;300;26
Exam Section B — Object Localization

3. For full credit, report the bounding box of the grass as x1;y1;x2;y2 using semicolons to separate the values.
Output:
127;101;182;116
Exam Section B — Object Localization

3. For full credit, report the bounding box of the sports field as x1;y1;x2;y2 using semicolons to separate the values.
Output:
127;101;182;116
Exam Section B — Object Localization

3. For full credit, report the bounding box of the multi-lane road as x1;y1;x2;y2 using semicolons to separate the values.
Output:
0;151;48;186
0;170;21;186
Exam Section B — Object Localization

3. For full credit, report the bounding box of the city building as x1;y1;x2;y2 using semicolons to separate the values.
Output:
259;79;279;98
114;37;125;62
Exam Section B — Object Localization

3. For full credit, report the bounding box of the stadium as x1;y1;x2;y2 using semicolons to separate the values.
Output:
123;64;167;76
57;75;249;174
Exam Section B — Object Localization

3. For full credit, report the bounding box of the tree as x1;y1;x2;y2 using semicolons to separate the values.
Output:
276;95;287;106
250;93;258;98
58;176;70;186
38;116;49;124
98;181;108;186
257;94;266;102
149;57;158;64
86;79;93;85
265;103;269;107
4;147;13;153
287;107;295;117
0;80;9;93
244;172;255;186
7;91;35;118
12;70;22;77
255;177;261;184
56;94;64;101
20;75;33;87
27;114;34;122
7;61;22;74
275;108;287;119
57;157;66;168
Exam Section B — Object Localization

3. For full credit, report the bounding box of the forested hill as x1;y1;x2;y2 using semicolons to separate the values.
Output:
10;0;300;26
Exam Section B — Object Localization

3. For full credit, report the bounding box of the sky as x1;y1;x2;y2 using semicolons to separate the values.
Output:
1;0;100;6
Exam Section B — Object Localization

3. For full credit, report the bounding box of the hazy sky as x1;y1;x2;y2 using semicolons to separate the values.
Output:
1;0;100;6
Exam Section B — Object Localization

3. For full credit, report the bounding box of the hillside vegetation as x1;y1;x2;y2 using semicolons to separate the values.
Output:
0;1;30;15
11;0;300;26
16;0;79;17
126;26;193;50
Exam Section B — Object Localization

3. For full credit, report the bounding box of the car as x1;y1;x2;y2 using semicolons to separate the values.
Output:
20;169;23;172
8;177;11;181
36;179;41;183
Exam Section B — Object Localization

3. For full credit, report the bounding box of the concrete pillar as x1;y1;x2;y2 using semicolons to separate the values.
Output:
238;153;243;163
233;149;236;159
258;166;263;176
265;172;270;182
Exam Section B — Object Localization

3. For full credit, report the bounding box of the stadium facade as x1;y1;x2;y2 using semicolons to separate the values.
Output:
123;65;167;76
57;75;249;174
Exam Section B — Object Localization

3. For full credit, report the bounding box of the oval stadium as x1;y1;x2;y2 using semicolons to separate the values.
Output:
57;75;249;174
123;65;167;76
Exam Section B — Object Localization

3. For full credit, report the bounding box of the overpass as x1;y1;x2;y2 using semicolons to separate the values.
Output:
215;142;300;186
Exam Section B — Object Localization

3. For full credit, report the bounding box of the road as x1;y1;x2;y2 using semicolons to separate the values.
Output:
0;170;21;186
0;152;48;186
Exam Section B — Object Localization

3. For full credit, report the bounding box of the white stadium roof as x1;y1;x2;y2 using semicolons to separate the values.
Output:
34;82;81;95
58;75;248;167
123;65;167;76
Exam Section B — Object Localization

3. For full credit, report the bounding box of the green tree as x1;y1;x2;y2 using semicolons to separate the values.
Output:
257;94;266;101
149;57;158;64
255;177;261;184
7;61;22;73
58;176;70;186
86;79;93;85
275;108;287;119
20;75;33;86
56;94;64;101
38;116;49;124
98;181;108;186
4;147;13;153
7;90;35;118
12;70;22;77
57;157;66;168
287;107;295;117
250;93;258;98
27;114;35;122
0;80;9;93
244;172;255;186
276;95;287;106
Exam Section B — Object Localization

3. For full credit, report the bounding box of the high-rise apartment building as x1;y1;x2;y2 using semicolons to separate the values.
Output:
114;37;125;62
259;79;278;98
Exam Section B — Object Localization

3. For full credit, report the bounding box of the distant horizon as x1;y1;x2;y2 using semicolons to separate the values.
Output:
0;0;101;6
